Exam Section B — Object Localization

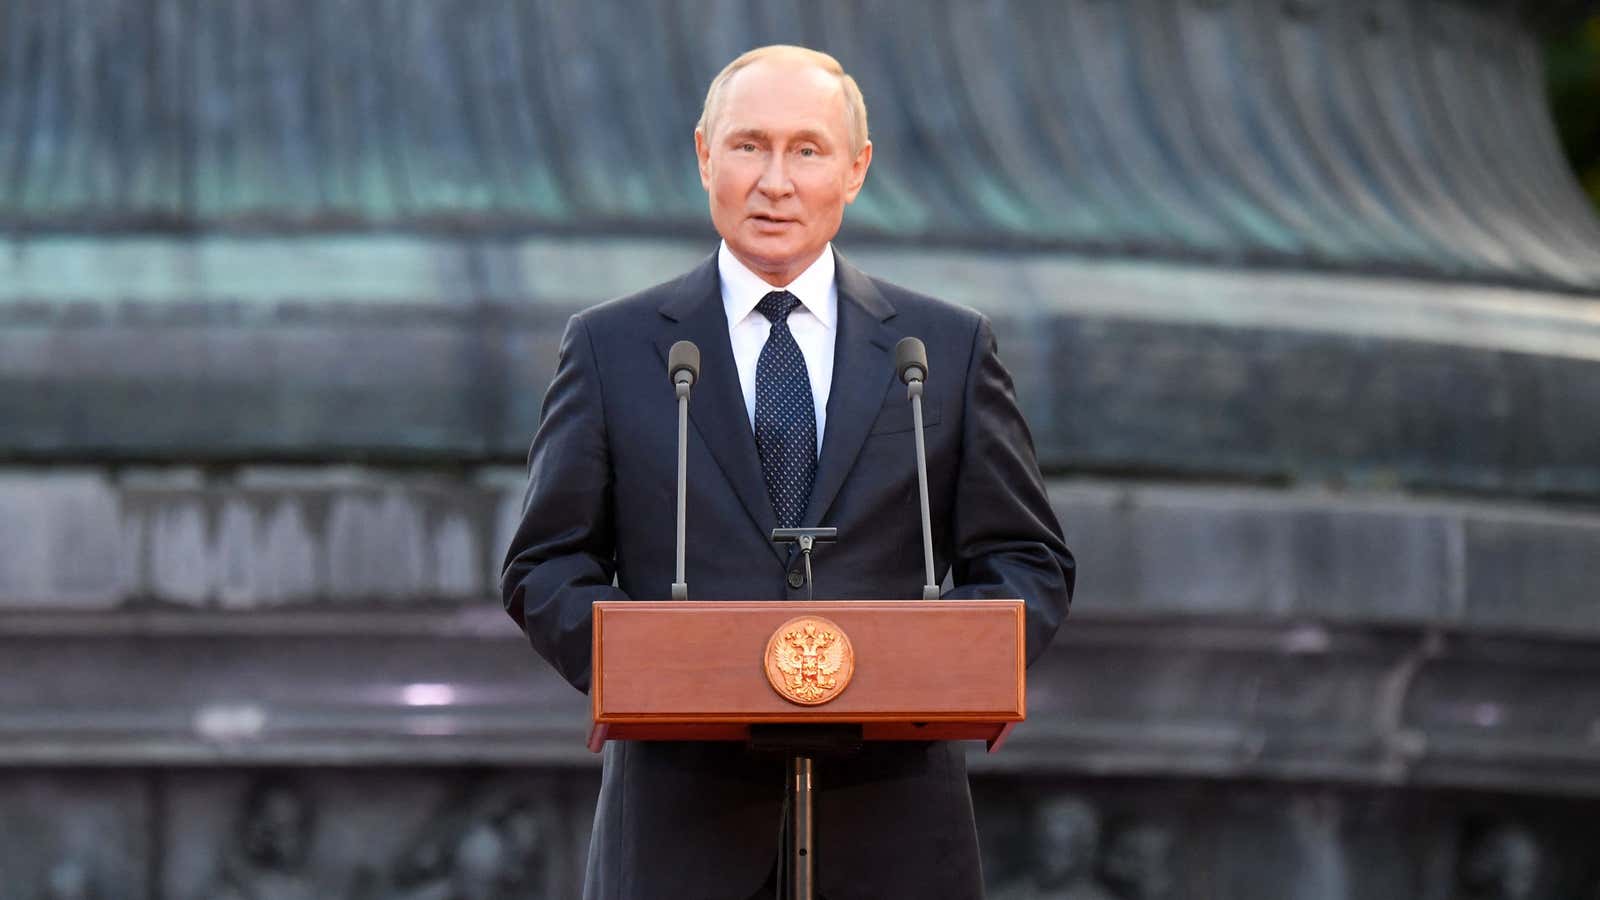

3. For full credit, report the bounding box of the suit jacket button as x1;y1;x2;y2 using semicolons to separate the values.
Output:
787;570;805;589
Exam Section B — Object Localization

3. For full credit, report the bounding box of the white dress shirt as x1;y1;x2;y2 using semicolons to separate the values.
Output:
718;241;837;454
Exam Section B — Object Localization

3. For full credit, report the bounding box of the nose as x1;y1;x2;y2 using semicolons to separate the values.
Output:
756;151;794;199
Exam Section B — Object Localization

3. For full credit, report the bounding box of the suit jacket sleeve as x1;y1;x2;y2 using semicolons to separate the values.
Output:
499;314;628;693
943;314;1074;665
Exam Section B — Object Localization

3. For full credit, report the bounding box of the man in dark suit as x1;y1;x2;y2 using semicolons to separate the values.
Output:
500;45;1073;900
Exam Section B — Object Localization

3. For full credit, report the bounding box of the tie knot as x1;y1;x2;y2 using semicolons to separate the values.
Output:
756;291;801;323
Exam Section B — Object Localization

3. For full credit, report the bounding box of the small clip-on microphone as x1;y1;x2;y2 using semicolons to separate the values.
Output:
770;527;838;602
894;337;940;601
667;341;700;600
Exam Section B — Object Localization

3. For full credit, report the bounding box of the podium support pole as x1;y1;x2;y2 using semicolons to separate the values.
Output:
753;724;859;900
787;754;815;900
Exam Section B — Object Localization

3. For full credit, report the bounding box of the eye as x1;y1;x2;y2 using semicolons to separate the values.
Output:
798;147;818;158
737;142;758;152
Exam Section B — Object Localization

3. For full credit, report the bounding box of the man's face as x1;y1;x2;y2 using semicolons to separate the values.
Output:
696;57;872;287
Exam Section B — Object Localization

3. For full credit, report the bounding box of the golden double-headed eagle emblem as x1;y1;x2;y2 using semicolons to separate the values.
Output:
764;616;855;705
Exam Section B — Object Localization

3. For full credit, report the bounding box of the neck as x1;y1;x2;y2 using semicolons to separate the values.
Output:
732;246;828;288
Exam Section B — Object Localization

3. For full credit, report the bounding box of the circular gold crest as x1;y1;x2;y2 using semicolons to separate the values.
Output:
764;616;855;706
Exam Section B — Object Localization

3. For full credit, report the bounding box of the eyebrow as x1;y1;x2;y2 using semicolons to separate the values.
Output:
724;127;833;147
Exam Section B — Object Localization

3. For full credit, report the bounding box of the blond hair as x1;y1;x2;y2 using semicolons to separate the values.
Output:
696;45;870;156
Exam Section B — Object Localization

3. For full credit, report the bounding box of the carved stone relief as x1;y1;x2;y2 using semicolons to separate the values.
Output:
159;772;573;900
0;772;1597;898
1453;822;1544;900
972;780;1600;900
991;794;1119;900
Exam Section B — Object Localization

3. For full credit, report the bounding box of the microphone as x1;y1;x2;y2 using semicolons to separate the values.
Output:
770;527;838;603
667;341;700;600
893;337;940;601
895;336;927;385
669;340;700;391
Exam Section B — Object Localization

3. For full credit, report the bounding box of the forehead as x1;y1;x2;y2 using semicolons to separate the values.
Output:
715;58;850;140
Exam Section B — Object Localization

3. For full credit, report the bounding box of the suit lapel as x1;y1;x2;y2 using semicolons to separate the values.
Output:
801;251;898;529
654;254;786;566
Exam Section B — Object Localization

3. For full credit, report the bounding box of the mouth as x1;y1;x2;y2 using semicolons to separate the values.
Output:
749;213;797;226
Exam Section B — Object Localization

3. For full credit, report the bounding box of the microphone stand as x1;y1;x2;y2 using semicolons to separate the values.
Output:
895;336;940;601
671;374;690;601
906;370;939;601
667;340;698;601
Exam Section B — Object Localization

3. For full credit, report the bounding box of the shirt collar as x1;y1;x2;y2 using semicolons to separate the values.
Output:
718;241;837;330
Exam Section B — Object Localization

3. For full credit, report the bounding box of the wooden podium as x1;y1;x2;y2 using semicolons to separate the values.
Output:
588;597;1024;899
588;597;1026;748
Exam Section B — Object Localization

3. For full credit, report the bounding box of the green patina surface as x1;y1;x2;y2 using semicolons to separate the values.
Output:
1;0;1598;293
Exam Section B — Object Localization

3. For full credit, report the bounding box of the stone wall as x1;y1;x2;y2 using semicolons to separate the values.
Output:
5;769;1600;899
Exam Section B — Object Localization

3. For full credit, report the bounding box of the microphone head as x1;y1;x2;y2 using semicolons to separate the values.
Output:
894;336;928;384
668;340;700;386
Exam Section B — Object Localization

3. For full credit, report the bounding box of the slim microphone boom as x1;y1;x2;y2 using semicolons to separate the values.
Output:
893;337;940;601
667;340;700;600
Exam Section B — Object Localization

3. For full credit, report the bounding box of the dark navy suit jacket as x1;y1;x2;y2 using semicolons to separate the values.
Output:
501;249;1073;900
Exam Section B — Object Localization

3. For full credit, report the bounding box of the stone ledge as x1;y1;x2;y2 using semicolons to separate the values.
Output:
3;238;1599;500
1;608;1598;797
1052;482;1600;633
2;470;1597;639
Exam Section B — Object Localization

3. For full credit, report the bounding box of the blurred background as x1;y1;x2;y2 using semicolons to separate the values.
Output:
2;1;1600;898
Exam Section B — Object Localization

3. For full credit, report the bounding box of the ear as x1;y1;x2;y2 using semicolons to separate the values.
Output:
842;140;873;205
695;128;713;191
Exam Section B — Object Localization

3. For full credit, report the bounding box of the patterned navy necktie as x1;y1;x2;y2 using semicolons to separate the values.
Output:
753;290;816;529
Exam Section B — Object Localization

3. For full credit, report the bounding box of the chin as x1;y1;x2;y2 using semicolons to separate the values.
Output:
738;241;807;270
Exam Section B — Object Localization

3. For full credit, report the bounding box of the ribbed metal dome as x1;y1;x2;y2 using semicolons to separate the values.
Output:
2;0;1598;290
